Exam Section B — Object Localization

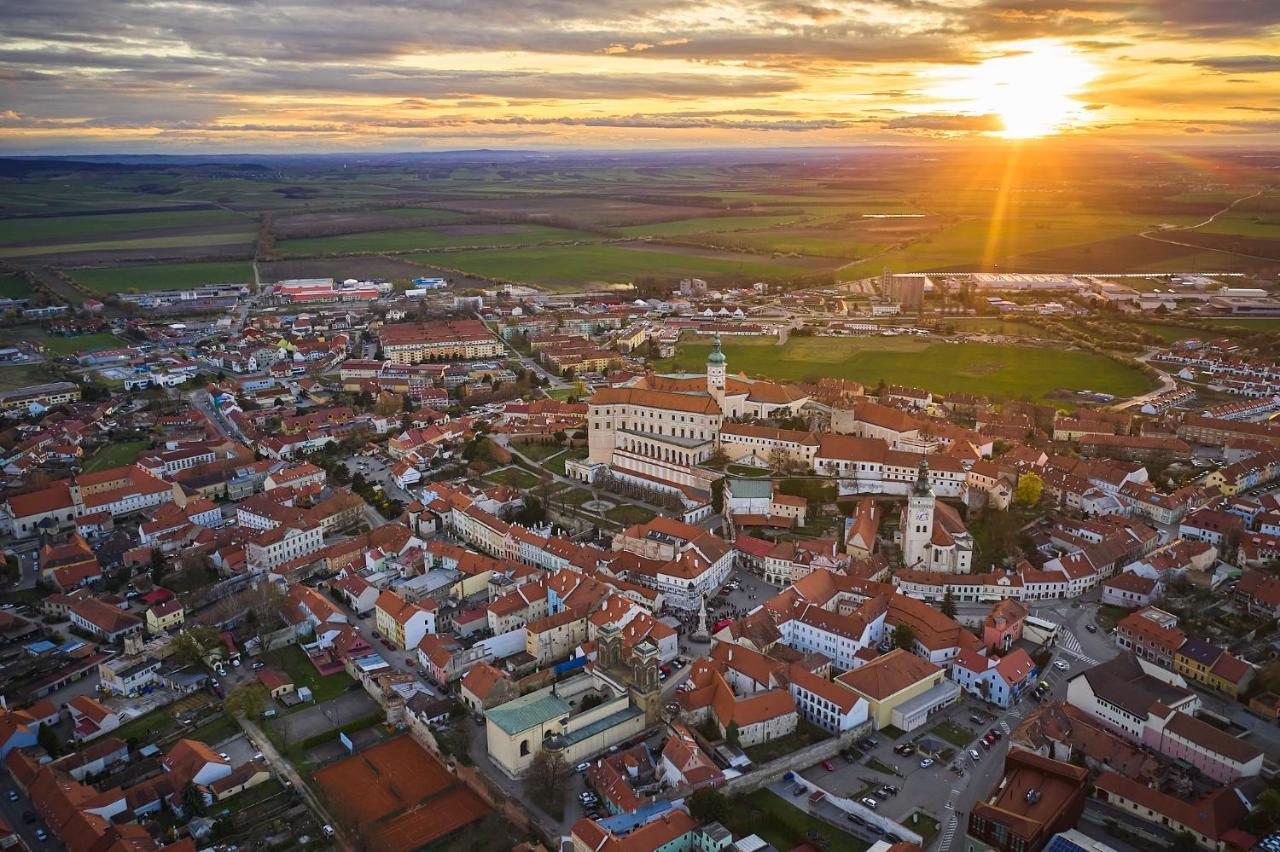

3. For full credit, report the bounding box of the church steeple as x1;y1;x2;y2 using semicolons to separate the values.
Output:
706;332;726;398
707;332;726;365
913;457;933;496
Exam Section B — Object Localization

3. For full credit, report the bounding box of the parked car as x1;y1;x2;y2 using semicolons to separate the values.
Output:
793;784;806;797
6;791;17;802
35;829;48;842
822;759;835;772
893;743;916;756
969;749;982;760
840;750;855;764
989;729;1002;740
575;762;591;773
860;797;879;809
919;757;934;768
969;714;985;725
1053;660;1070;671
878;785;898;797
846;813;864;825
251;661;265;670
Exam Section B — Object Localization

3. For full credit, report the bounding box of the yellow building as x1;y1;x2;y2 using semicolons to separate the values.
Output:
525;608;588;665
145;599;185;635
834;649;953;731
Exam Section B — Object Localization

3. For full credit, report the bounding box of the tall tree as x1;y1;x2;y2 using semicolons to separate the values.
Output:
941;587;958;619
224;683;270;718
894;624;917;651
523;749;569;815
1015;472;1044;506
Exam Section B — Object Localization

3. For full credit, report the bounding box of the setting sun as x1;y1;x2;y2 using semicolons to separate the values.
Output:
929;41;1101;138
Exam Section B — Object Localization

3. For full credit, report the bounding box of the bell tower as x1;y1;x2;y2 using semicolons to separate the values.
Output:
706;332;726;401
902;458;934;570
627;640;662;724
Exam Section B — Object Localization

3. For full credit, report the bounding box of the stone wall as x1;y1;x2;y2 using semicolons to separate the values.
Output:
721;721;871;796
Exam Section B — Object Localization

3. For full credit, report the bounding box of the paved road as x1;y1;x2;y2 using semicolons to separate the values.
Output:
0;773;57;852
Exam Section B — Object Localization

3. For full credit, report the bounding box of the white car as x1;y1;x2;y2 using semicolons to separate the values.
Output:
1053;660;1070;671
919;757;934;768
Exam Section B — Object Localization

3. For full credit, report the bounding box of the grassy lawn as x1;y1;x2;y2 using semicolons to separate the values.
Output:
604;504;656;526
544;446;588;476
264;644;355;704
556;487;594;506
187;713;241;746
907;811;941;843
743;720;830;764
70;260;254;294
114;707;181;744
484;466;542;488
864;757;900;776
40;332;127;356
0;363;60;390
543;386;581;401
726;464;770;477
82;439;148;472
0;273;29;298
278;223;603;256
509;441;564;462
725;789;869;852
1094;604;1128;633
657;335;1151;402
929;721;975;749
406;243;827;291
878;725;908;741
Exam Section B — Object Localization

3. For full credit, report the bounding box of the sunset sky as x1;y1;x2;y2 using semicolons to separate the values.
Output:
1;0;1277;152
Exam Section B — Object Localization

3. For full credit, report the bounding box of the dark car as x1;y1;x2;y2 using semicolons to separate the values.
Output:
22;812;36;824
989;729;1003;740
841;750;856;764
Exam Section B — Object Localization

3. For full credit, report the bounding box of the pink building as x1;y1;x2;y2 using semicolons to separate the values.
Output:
983;599;1027;652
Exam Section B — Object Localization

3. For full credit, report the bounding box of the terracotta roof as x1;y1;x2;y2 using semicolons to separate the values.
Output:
835;649;940;700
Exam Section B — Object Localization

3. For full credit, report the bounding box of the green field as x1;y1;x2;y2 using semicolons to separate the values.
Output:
0;209;252;245
0;364;59;391
82;440;148;472
616;214;804;238
41;332;128;355
946;318;1053;337
70;260;254;294
1200;317;1280;331
0;274;28;298
839;212;1202;278
1130;322;1204;343
657;335;1151;402
0;231;254;258
277;224;603;256
408;244;827;290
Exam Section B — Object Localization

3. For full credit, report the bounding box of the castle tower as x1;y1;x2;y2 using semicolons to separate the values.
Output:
902;457;934;570
706;332;726;402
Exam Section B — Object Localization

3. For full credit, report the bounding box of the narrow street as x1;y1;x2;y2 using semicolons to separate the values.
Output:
237;716;350;851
